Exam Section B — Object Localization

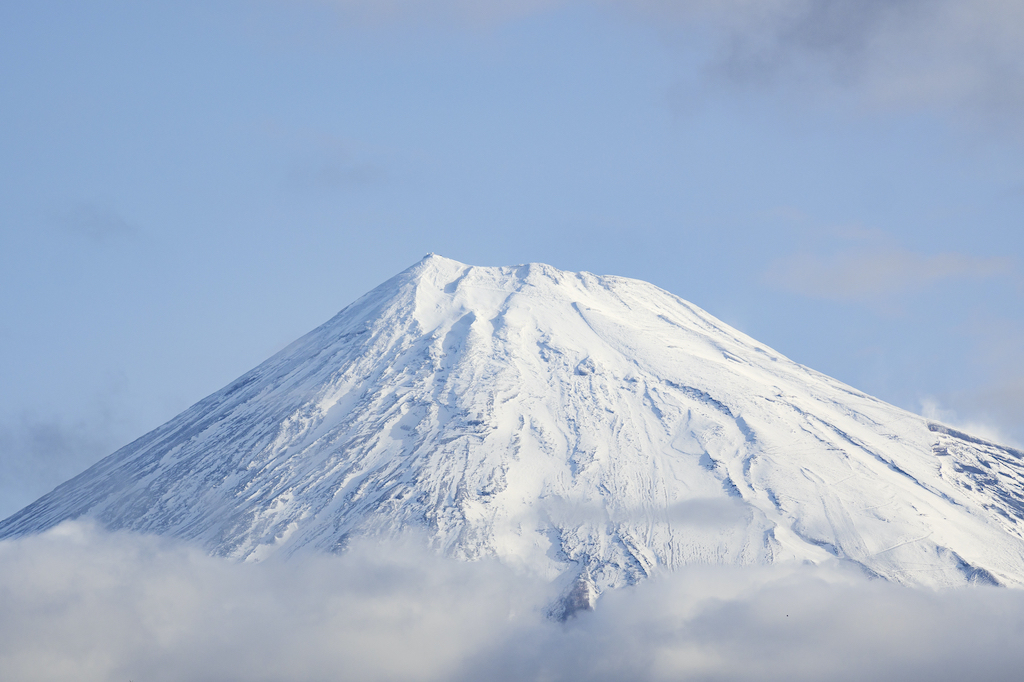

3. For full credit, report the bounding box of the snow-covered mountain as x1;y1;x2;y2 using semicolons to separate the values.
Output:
4;254;1024;598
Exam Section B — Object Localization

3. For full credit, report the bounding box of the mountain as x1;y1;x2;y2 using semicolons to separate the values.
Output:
3;254;1024;601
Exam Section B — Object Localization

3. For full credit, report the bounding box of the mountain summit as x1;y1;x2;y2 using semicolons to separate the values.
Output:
4;255;1024;596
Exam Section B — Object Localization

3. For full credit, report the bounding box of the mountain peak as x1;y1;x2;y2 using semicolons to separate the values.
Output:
3;258;1024;597
415;252;464;269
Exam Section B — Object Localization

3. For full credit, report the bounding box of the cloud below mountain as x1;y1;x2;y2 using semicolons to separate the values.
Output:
3;522;1024;682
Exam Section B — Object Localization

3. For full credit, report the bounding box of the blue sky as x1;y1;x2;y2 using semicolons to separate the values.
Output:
1;0;1022;518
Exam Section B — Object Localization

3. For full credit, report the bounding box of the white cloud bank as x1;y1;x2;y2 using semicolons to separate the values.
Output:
3;522;1024;681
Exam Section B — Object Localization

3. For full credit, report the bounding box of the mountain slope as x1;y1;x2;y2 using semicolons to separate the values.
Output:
3;254;1024;594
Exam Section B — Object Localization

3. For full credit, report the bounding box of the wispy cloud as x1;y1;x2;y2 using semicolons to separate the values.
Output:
54;201;138;244
658;0;1024;108
258;122;391;193
535;495;751;528
645;0;1024;125
313;1;1024;128
764;247;1011;301
919;395;1021;449
0;410;126;519
3;523;1024;681
970;377;1024;445
930;315;1024;446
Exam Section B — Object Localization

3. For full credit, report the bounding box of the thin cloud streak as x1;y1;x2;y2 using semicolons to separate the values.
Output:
763;248;1011;301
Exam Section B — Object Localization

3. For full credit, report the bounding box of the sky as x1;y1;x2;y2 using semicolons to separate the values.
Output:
3;3;1024;679
1;0;1023;518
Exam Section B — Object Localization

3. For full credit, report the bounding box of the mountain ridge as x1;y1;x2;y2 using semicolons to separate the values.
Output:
3;254;1024;597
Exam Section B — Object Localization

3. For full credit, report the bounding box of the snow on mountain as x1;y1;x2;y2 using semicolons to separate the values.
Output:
3;254;1024;599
